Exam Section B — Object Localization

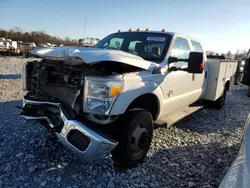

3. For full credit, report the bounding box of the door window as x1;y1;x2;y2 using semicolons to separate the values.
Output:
191;40;203;52
170;37;190;68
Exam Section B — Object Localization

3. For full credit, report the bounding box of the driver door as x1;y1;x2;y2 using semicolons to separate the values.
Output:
160;36;201;117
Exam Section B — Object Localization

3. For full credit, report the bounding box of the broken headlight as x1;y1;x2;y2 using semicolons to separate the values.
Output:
83;76;123;115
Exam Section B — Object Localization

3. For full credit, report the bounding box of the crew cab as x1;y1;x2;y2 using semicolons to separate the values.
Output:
20;29;238;168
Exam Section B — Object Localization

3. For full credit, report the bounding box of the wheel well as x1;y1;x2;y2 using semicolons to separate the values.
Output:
127;94;159;120
225;81;230;91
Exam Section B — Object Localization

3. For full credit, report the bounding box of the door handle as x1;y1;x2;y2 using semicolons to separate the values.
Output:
205;71;207;79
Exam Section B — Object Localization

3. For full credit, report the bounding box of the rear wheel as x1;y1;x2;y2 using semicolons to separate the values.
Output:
204;87;227;109
111;109;153;168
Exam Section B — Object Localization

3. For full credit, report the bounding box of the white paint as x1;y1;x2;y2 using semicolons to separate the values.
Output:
29;47;159;70
203;60;238;101
109;33;237;123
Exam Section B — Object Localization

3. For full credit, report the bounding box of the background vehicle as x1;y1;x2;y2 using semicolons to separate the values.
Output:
20;29;238;168
241;49;250;97
234;60;245;85
219;113;250;188
0;38;20;56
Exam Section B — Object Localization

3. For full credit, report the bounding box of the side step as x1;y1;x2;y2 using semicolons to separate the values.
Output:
155;105;203;127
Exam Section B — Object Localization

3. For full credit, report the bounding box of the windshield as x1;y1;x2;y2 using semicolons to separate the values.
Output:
94;32;172;62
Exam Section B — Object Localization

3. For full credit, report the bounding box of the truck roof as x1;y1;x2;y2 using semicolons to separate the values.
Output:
113;30;201;43
116;31;175;36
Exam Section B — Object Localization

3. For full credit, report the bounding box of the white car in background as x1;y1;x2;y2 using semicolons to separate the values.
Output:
219;114;250;188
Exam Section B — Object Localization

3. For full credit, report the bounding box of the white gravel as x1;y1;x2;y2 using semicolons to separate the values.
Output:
0;57;249;188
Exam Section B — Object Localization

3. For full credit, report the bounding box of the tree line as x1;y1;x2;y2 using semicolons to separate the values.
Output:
0;27;100;46
206;50;248;60
226;50;248;60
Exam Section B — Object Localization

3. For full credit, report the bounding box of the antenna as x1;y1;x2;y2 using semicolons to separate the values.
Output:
83;13;87;40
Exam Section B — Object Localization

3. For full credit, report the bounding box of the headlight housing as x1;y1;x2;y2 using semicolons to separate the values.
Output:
83;76;123;115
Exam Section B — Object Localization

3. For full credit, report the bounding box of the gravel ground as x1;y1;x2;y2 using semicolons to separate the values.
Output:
0;57;249;188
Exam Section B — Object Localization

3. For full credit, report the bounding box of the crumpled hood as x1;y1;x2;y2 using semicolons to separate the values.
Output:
29;47;159;70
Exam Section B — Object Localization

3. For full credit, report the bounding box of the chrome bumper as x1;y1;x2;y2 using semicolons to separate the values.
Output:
20;98;118;162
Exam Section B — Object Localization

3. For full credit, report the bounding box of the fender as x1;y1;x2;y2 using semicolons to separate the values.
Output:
109;75;164;121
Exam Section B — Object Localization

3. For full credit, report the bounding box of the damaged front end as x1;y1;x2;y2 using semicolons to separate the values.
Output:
20;58;129;161
22;59;86;119
20;47;156;161
20;98;118;161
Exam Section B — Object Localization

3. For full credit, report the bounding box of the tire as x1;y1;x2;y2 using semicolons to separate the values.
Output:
204;88;227;109
111;109;153;168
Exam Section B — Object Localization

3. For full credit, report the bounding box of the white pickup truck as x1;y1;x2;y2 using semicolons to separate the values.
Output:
20;29;238;168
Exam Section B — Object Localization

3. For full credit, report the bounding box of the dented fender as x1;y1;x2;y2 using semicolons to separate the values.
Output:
109;74;164;121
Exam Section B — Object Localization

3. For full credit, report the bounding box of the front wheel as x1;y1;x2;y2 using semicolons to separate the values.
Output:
111;109;153;168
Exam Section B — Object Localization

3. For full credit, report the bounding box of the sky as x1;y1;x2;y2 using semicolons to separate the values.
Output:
0;0;249;53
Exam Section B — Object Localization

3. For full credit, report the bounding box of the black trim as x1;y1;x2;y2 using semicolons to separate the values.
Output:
67;129;90;151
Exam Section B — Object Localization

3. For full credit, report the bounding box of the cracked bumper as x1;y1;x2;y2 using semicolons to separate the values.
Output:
20;98;118;162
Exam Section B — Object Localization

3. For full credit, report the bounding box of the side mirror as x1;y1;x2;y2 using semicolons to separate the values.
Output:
187;52;204;74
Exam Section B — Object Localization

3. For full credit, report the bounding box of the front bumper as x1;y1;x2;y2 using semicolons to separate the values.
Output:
20;98;118;162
